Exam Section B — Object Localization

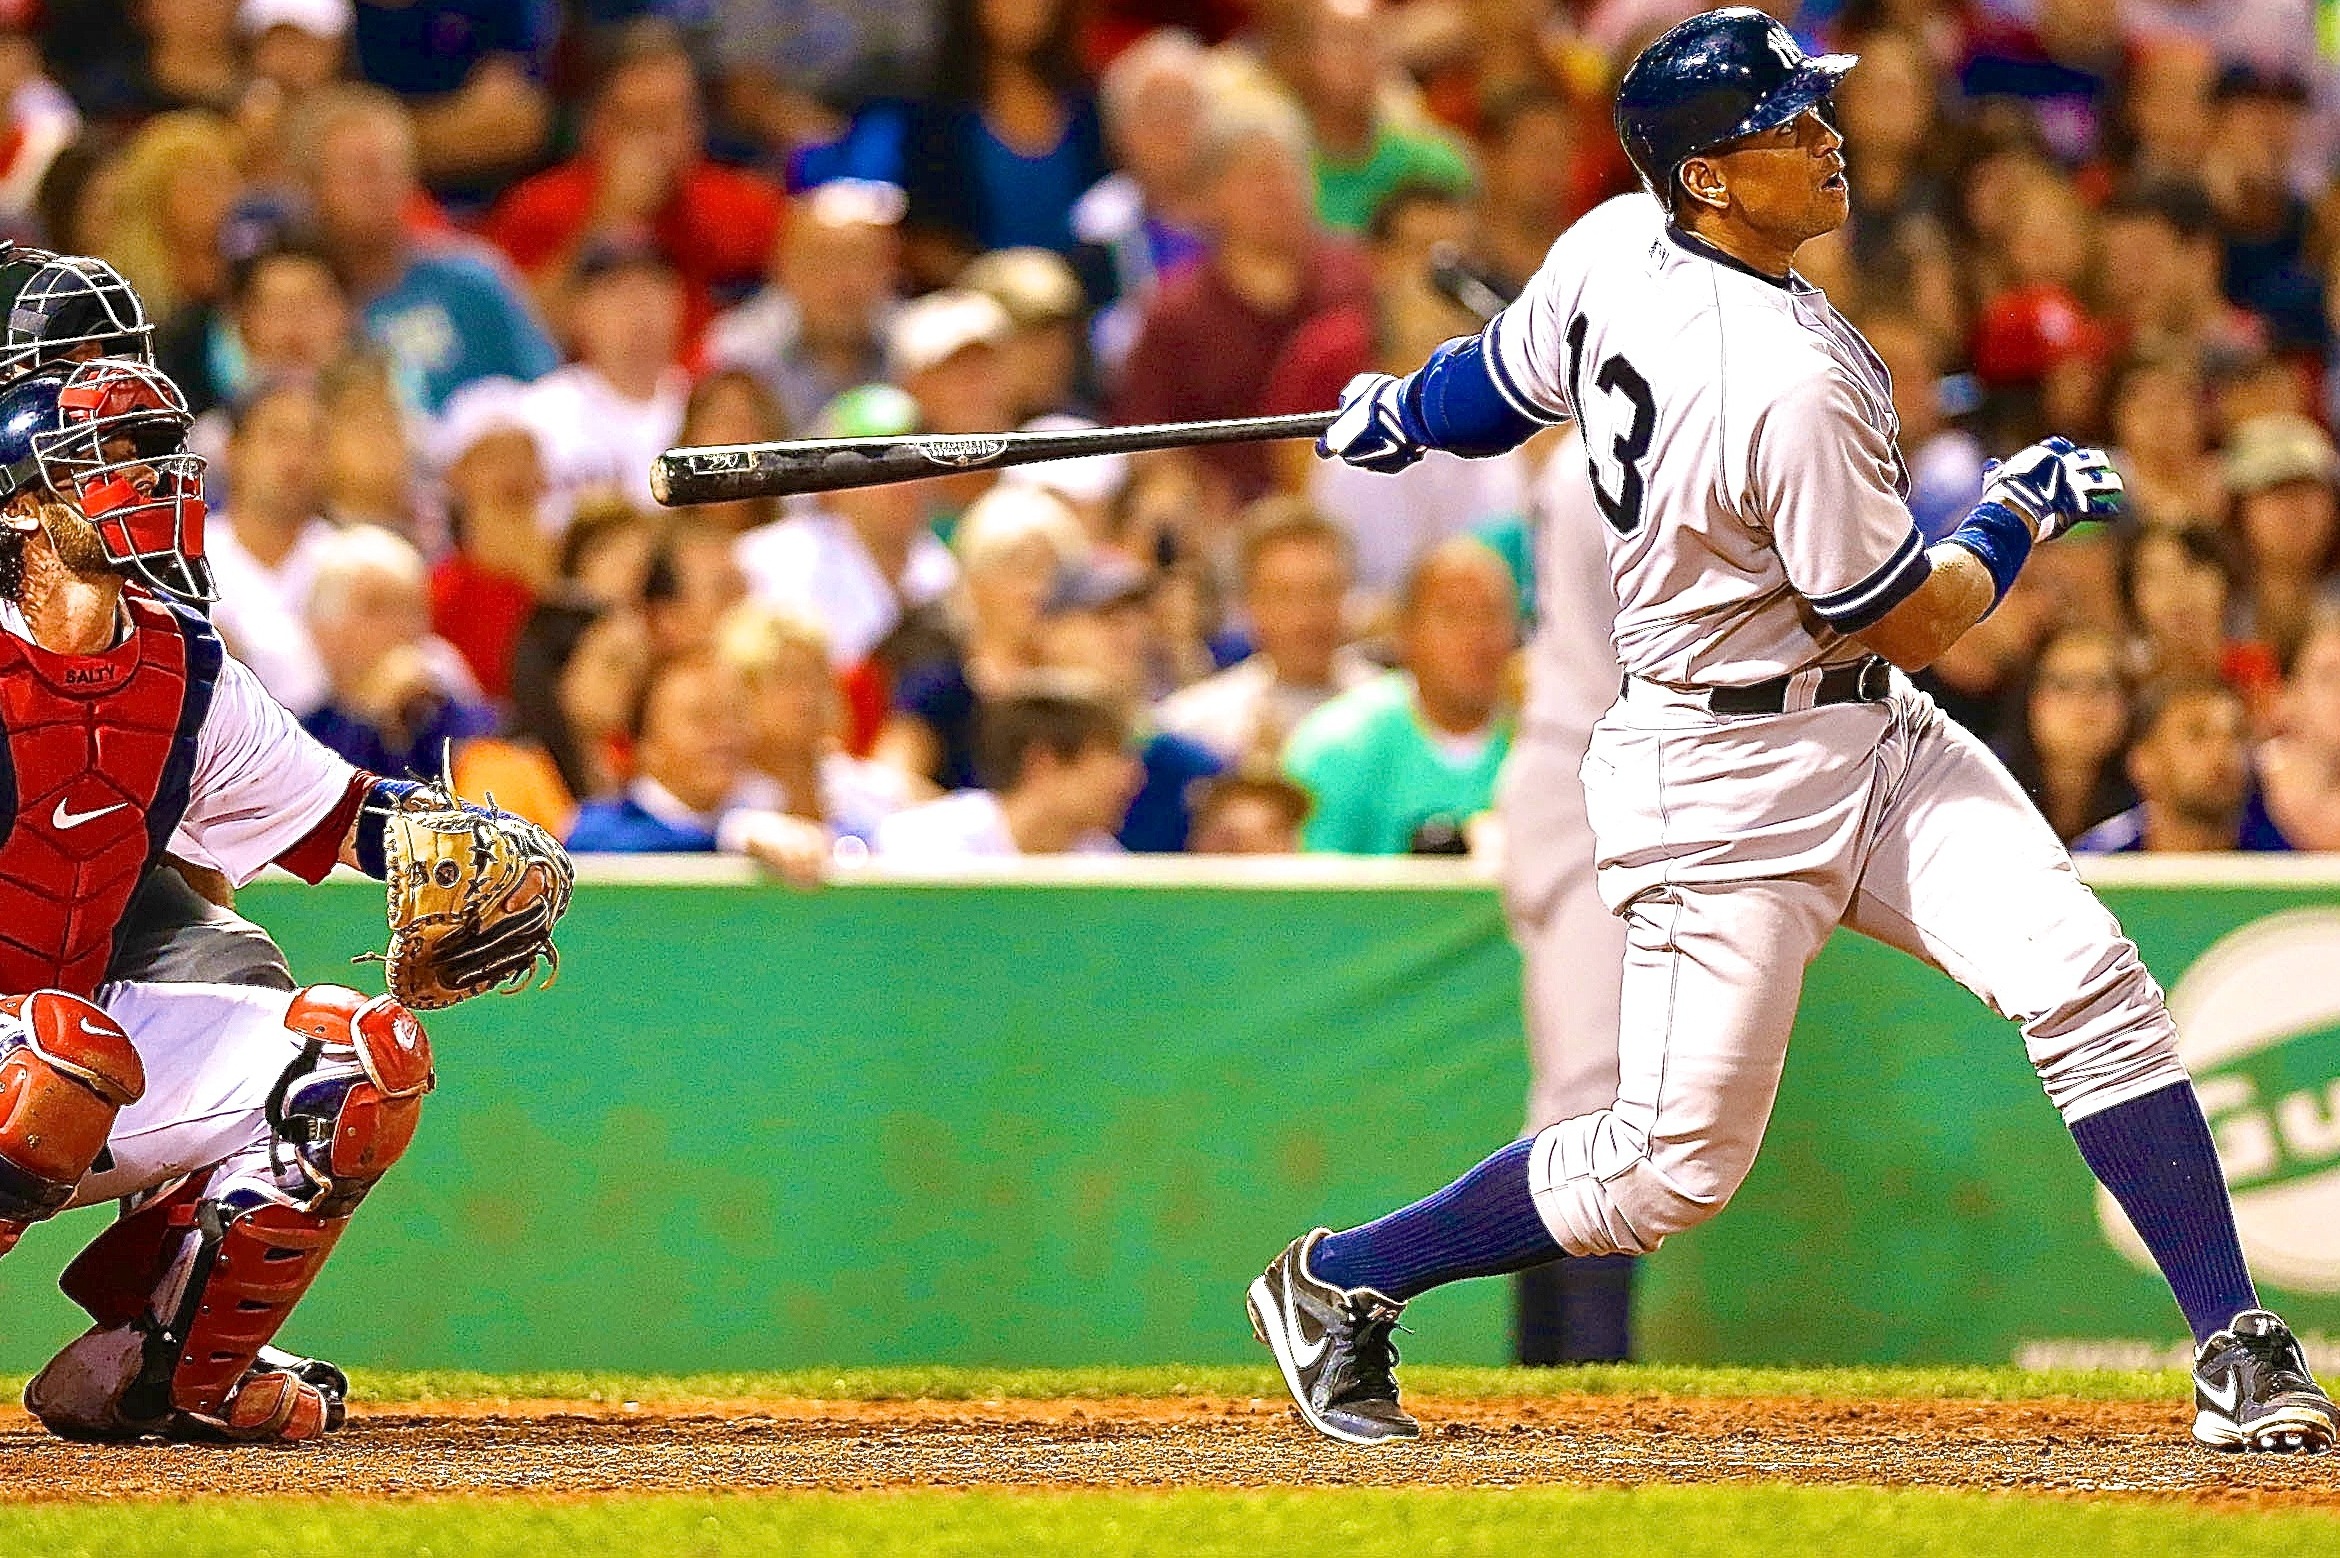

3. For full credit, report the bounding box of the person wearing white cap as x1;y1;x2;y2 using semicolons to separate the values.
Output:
961;246;1089;420
890;287;1017;517
242;0;349;90
2225;411;2340;667
1000;411;1131;545
431;377;554;700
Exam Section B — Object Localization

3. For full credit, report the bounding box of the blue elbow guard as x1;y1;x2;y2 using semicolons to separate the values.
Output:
1399;333;1549;458
1942;501;2034;613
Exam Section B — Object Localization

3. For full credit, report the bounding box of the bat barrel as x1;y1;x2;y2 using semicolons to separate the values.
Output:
650;412;1338;507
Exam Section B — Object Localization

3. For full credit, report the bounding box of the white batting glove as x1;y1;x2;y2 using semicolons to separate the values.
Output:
1981;436;2124;541
1318;372;1428;474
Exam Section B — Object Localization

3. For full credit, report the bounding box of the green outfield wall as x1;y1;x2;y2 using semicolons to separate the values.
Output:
2;858;2335;1369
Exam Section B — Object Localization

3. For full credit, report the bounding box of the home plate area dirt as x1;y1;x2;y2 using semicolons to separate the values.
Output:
1;1394;2336;1506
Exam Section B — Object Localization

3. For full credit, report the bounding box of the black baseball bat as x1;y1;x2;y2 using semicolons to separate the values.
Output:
650;411;1337;507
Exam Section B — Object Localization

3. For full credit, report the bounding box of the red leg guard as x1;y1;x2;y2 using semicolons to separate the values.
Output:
39;987;430;1441
146;987;430;1428
0;991;144;1231
164;1202;350;1420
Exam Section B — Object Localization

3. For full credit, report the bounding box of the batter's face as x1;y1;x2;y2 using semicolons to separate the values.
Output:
1683;106;1850;249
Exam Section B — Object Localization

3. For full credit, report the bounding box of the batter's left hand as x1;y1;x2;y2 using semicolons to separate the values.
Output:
1982;437;2124;542
1320;373;1428;474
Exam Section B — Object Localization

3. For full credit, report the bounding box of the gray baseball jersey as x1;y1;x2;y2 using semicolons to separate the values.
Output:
1489;193;1925;685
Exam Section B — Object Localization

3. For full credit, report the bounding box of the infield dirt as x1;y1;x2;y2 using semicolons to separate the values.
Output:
2;1394;2335;1507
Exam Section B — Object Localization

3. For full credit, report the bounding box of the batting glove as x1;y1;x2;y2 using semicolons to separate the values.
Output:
1981;436;2124;541
1319;372;1428;474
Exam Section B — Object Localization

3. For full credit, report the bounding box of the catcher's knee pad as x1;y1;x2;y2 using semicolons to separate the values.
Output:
34;987;430;1440
276;985;435;1214
0;991;144;1250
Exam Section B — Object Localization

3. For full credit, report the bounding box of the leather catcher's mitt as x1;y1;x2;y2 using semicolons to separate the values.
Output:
375;775;574;1010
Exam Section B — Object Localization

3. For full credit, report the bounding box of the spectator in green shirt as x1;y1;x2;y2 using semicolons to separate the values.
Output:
1296;0;1475;234
1285;536;1518;854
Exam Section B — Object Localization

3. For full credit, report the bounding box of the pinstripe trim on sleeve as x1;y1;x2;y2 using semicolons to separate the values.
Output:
1484;312;1570;424
1806;527;1931;631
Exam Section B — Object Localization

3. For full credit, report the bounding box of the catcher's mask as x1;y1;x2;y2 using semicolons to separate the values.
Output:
0;252;153;383
0;358;214;603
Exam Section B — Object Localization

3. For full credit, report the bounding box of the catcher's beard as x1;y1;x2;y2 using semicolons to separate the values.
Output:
6;496;125;599
36;499;118;578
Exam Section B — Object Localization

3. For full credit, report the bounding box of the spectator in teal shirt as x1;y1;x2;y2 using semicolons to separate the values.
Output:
1295;0;1475;234
1285;538;1518;854
302;83;560;413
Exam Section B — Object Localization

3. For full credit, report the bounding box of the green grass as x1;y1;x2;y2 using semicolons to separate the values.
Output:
2;1486;2332;1558
294;1361;2190;1405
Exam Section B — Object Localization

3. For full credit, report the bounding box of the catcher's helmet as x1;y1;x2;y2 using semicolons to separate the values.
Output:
1614;8;1857;204
0;358;213;603
0;246;153;384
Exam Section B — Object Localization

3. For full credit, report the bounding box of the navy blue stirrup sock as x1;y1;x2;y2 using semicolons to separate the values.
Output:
1310;1140;1562;1302
2068;1081;2258;1344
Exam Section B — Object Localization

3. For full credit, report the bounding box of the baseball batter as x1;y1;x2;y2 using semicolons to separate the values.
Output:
0;355;568;1442
1249;8;2338;1454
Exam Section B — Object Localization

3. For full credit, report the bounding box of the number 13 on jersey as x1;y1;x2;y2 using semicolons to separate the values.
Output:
1566;312;1656;537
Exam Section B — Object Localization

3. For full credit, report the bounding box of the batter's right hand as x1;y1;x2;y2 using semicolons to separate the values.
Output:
1982;436;2124;541
1319;373;1428;474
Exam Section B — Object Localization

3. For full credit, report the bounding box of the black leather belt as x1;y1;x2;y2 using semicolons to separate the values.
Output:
1704;657;1893;715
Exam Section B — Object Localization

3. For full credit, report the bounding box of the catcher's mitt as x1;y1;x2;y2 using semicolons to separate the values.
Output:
373;773;574;1010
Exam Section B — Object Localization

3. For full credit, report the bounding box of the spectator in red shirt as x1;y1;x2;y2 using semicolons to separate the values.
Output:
482;18;784;350
1111;95;1370;502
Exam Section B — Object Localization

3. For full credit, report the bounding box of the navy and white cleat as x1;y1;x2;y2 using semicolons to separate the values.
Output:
2192;1309;2338;1453
1247;1228;1419;1446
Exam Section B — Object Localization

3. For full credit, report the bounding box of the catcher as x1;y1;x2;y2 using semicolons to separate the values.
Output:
0;354;570;1443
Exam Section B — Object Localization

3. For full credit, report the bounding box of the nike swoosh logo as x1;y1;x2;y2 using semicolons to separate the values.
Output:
77;1019;113;1037
2200;1372;2241;1414
52;798;128;831
1284;1281;1328;1370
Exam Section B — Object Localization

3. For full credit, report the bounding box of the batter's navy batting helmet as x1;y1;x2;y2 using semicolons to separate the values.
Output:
1614;8;1857;203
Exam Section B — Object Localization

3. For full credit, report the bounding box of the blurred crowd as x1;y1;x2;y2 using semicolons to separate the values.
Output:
15;0;2340;867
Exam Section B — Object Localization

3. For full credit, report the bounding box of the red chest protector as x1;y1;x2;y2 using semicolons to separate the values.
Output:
0;593;222;997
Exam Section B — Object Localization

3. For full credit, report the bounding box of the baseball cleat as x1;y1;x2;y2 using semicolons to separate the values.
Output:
255;1345;350;1433
1247;1228;1419;1445
2192;1309;2338;1453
